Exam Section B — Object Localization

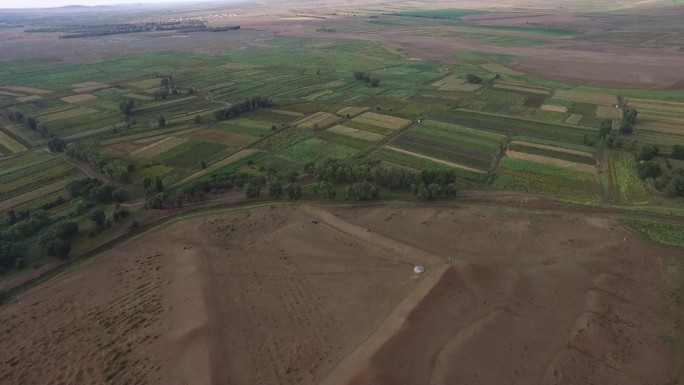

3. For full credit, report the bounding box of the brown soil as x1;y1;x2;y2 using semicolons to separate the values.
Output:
0;204;679;385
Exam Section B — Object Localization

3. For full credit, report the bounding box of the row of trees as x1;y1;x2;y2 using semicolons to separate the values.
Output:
214;96;274;121
67;144;133;183
0;177;131;272
310;159;459;201
3;109;66;151
466;74;482;84
353;72;381;87
635;142;684;198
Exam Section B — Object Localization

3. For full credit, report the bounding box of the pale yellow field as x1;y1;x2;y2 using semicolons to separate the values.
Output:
296;112;340;129
629;98;684;115
336;107;369;118
493;84;550;96
38;106;99;123
480;63;524;76
565;114;583;125
506;151;596;174
386;146;485;173
72;81;106;88
637;115;684;135
353;112;411;130
446;83;482;92
541;105;568;113
0;90;25;97
553;90;616;106
596;105;622;120
16;95;42;103
0;130;27;153
328;125;385;141
268;109;305;117
175;149;258;186
432;75;467;88
0;86;52;94
73;84;109;94
61;94;97;104
509;140;594;158
131;137;191;159
432;75;482;92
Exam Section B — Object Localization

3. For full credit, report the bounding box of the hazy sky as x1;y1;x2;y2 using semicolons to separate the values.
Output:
1;0;202;9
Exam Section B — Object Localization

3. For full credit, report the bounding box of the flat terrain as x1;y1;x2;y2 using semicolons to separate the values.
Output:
0;204;679;385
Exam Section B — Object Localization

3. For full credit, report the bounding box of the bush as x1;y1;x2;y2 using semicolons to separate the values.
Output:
638;144;660;161
671;145;684;160
637;161;662;179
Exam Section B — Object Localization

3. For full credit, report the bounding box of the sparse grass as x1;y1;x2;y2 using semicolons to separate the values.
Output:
622;220;684;248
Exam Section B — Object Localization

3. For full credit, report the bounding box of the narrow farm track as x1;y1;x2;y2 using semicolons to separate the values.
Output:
196;88;231;108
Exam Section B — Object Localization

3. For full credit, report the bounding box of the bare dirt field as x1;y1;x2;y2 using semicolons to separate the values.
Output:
0;203;680;385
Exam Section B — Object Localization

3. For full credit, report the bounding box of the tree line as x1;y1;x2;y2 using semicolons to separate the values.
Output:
214;96;275;120
2;109;66;152
0;178;129;273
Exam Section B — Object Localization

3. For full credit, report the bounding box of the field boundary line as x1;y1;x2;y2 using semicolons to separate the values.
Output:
386;146;486;173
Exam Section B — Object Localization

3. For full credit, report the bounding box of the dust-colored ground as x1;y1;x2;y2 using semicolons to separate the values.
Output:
0;204;680;385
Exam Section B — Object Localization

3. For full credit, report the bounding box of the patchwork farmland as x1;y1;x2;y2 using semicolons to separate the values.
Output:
2;2;684;385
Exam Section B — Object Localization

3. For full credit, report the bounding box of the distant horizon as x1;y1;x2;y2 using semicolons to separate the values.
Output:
0;0;214;9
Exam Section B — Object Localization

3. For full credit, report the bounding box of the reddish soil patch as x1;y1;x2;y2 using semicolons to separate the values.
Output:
0;204;679;385
105;141;146;154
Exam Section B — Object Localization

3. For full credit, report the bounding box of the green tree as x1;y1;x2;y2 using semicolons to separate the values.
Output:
370;77;380;87
266;175;284;197
671;145;684;160
158;115;166;127
623;106;638;125
244;182;261;198
466;74;482;84
285;183;301;200
194;114;202;124
26;117;38;131
47;136;65;152
111;188;128;203
90;209;106;226
118;98;135;118
599;119;612;139
639;144;660;161
313;181;336;199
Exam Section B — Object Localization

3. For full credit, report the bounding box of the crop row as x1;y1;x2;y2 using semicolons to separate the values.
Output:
373;147;485;182
411;120;506;154
0;151;56;177
254;126;313;152
0;158;64;184
0;130;27;153
277;138;358;165
606;151;649;203
132;137;191;159
0;163;76;201
393;136;492;170
433;109;595;144
494;157;599;203
160;142;229;169
508;143;595;165
317;131;375;150
622;220;684;248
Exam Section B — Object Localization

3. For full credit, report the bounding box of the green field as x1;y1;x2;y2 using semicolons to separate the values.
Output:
494;157;599;203
2;27;684;280
606;151;649;203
